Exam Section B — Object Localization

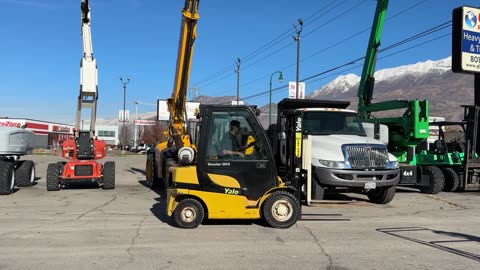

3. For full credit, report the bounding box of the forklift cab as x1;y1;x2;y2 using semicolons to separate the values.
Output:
196;105;277;200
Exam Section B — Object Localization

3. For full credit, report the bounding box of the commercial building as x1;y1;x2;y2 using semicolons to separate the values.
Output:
0;118;119;148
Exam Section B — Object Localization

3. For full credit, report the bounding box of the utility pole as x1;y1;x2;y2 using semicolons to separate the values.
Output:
293;19;303;99
189;87;199;102
235;58;241;105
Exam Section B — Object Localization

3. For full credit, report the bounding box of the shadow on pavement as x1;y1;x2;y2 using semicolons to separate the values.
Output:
377;227;480;262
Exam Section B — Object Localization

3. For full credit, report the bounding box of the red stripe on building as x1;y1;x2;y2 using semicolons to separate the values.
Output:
26;122;49;130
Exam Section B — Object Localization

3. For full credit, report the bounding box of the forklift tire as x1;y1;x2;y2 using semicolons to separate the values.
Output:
442;167;459;192
419;166;445;194
311;177;325;200
367;185;396;204
15;160;36;187
0;162;15;195
102;161;115;190
173;198;205;229
145;158;160;189
262;191;300;229
46;163;61;191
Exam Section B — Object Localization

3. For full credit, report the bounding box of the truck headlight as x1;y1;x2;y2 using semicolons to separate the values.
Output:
387;160;399;169
318;159;346;169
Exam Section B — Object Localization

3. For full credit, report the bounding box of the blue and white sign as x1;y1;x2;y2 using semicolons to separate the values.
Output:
459;7;480;73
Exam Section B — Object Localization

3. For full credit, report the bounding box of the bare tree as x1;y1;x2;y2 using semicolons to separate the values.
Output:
142;121;168;145
119;124;133;147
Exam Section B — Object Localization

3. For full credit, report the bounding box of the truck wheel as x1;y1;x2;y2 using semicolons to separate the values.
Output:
46;163;61;191
262;191;300;229
102;161;115;190
367;185;396;204
145;158;160;189
0;162;15;195
311;178;325;200
442;167;459;192
419;166;445;194
173;198;204;229
15;160;36;187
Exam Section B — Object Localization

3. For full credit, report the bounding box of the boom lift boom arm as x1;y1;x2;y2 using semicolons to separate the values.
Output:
167;0;199;149
77;0;98;142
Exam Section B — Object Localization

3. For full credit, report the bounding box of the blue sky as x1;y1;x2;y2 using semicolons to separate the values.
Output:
0;0;478;123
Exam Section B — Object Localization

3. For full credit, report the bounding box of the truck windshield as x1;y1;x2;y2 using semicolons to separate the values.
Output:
303;111;366;136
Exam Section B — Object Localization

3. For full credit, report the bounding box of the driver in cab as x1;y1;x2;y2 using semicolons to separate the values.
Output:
220;120;244;158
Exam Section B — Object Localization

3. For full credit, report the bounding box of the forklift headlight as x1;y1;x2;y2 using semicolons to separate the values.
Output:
318;160;346;169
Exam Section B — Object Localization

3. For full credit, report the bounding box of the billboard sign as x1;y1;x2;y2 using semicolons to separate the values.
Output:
452;6;480;74
119;110;129;122
157;100;200;121
288;81;305;99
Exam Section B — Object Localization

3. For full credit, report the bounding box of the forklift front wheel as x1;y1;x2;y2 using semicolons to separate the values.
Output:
262;191;300;229
173;198;205;229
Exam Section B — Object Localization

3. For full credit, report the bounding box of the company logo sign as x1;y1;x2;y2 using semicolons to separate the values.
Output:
465;10;478;29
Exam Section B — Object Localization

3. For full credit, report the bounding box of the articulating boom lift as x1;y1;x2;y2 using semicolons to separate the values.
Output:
46;0;115;191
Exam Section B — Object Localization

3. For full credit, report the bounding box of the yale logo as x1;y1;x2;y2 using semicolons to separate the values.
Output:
224;188;239;195
296;117;302;132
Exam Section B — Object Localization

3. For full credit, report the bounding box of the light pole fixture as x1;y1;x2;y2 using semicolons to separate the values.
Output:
133;100;140;147
269;71;283;127
293;18;303;99
120;77;130;147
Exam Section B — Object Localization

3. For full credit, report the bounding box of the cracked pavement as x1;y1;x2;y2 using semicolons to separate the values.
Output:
0;155;479;270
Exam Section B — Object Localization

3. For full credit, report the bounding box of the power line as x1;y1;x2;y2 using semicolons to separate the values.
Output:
200;0;429;95
192;0;354;89
235;22;452;103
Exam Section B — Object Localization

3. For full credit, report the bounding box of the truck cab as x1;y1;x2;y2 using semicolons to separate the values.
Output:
270;98;400;204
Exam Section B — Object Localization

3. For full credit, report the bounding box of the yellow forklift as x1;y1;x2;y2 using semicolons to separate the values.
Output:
146;0;307;228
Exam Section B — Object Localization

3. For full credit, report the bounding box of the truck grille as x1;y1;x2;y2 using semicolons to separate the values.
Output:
345;145;388;169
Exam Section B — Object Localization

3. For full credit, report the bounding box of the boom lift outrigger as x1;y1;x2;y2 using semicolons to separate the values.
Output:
46;0;115;191
146;0;306;228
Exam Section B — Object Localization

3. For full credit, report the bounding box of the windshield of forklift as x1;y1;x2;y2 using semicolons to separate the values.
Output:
303;111;366;136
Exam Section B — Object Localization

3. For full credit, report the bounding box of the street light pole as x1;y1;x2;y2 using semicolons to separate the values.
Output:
235;58;241;105
120;77;130;147
293;19;303;99
269;71;283;127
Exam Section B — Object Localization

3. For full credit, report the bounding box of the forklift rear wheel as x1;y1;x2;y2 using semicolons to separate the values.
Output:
46;163;61;191
0;162;15;195
262;191;300;229
173;198;205;229
102;161;115;190
442;167;459;192
15;160;36;187
419;166;445;194
367;185;396;204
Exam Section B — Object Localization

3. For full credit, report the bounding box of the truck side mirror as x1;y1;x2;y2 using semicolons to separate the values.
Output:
374;121;380;140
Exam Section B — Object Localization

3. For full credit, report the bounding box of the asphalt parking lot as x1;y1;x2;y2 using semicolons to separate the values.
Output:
0;155;479;270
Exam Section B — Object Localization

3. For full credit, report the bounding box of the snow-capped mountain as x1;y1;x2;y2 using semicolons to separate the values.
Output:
307;56;474;121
